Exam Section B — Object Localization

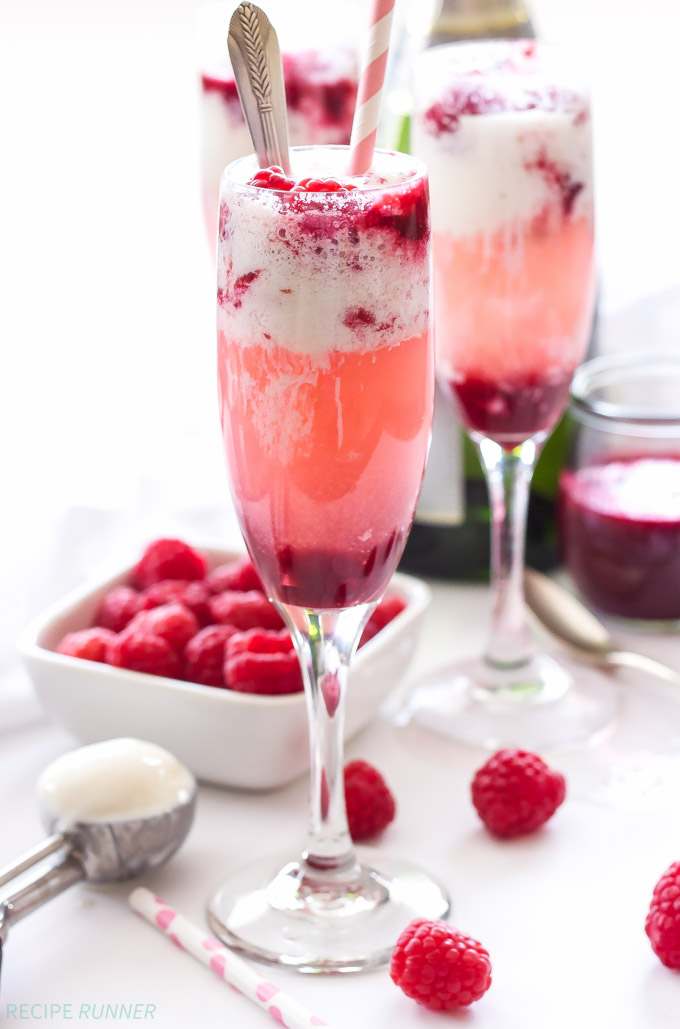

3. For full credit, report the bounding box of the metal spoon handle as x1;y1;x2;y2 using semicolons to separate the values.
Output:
0;833;68;891
228;2;290;173
0;855;83;943
608;649;680;686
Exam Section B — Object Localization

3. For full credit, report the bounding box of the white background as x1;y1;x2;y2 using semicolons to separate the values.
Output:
1;0;680;1026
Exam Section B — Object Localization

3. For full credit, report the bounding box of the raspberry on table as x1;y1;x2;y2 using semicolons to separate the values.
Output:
94;586;144;633
225;628;303;695
57;628;117;663
206;556;263;595
390;919;492;1011
142;579;213;627
210;590;284;631
106;628;183;679
344;759;396;841
126;603;199;656
132;538;207;589
184;624;239;687
646;861;680;969
471;748;566;838
247;166;296;191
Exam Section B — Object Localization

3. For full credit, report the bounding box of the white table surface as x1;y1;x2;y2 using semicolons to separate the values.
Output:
2;581;680;1029
2;0;680;1025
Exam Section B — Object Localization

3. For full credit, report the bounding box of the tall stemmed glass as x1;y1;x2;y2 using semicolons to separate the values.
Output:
406;41;617;748
209;145;448;972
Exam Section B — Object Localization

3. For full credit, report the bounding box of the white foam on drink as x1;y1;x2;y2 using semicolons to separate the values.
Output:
413;108;593;238
412;40;594;238
216;150;430;359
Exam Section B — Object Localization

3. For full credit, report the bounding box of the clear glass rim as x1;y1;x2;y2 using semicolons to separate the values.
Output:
570;351;680;427
221;145;429;196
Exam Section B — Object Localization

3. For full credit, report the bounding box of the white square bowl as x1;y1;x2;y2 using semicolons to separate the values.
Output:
18;548;430;790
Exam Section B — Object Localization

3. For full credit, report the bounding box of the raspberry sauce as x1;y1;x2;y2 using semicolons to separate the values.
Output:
446;370;573;449
560;456;680;621
248;533;405;610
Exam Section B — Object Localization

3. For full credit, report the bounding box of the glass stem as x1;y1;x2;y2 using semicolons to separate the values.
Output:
475;435;542;671
279;603;374;878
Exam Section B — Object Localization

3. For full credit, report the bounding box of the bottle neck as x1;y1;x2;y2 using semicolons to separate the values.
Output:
425;0;534;45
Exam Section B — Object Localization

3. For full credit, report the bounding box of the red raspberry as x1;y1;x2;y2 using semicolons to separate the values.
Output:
94;586;144;633
359;593;408;647
57;628;117;663
471;749;566;839
225;628;302;695
142;579;213;626
126;603;199;655
132;539;207;589
184;624;239;687
209;590;283;631
106;629;183;679
646;861;680;969
291;176;356;193
390;919;492;1011
206;556;263;594
343;759;396;841
247;166;295;191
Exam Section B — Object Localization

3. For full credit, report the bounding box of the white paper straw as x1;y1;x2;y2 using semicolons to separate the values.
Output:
129;888;334;1029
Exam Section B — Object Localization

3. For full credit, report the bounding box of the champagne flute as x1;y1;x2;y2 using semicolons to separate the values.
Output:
405;40;617;748
209;144;449;971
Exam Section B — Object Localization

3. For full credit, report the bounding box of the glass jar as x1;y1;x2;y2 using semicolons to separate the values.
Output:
560;352;680;627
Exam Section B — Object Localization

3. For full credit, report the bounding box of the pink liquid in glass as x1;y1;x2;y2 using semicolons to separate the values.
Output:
412;42;595;448
560;456;680;621
216;149;433;609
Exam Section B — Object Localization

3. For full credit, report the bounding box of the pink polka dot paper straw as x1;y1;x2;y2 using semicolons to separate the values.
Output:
129;888;332;1029
347;0;396;175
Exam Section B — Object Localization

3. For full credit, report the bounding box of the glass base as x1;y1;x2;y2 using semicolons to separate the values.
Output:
557;676;680;812
397;653;618;750
207;848;450;974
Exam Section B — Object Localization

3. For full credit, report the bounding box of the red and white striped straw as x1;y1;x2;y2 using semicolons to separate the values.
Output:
347;0;396;175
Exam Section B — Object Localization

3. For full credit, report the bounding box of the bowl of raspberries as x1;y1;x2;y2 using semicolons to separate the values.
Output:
19;538;430;789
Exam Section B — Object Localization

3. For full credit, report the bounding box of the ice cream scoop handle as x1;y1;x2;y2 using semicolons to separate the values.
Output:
0;834;68;891
0;855;83;942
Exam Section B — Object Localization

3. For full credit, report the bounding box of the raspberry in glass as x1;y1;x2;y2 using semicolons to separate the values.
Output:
209;590;284;630
94;586;144;633
291;176;356;193
184;624;239;687
132;538;207;589
343;759;396;841
471;748;566;838
57;628;117;663
646;861;680;969
224;628;303;695
106;629;183;679
246;166;296;191
390;919;492;1010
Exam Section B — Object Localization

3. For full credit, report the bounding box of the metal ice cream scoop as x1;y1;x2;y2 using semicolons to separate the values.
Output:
0;742;196;952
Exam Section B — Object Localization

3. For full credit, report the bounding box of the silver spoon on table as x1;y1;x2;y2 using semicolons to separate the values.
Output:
524;568;680;685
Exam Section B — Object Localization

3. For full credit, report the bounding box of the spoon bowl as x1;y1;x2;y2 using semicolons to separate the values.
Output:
524;569;680;686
